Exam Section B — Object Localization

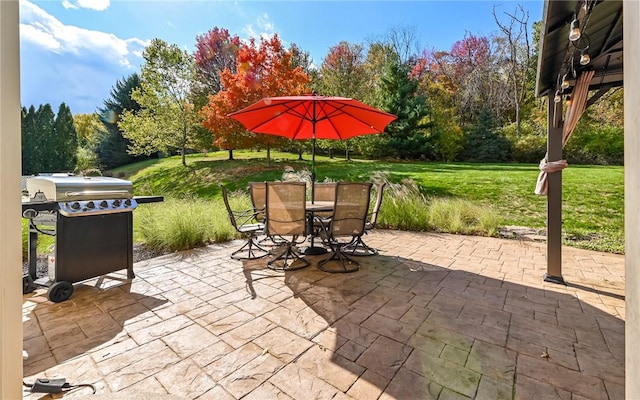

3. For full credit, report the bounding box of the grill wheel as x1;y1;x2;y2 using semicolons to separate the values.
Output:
47;281;74;303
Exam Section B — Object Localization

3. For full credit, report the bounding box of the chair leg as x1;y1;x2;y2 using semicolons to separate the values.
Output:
267;243;310;271
317;244;360;273
342;235;379;257
231;236;269;260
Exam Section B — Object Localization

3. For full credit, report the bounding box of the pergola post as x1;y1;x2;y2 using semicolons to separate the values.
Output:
544;91;565;284
625;0;640;397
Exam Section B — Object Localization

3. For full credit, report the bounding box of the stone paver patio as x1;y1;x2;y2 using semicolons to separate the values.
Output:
22;230;625;399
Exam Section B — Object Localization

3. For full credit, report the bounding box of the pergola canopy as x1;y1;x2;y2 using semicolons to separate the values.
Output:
534;0;624;284
535;0;623;98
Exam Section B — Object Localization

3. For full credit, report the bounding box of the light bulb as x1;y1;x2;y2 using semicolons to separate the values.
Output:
569;19;581;41
554;91;561;103
580;52;591;65
561;75;570;90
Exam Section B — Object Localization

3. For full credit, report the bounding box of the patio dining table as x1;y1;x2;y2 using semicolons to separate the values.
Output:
303;201;334;255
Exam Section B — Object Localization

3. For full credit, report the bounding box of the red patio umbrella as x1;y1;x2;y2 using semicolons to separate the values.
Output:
227;94;397;199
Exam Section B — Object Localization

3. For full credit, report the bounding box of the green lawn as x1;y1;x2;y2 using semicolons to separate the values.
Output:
119;150;624;253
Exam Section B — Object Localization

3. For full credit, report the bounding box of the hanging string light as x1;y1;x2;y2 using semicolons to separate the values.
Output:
552;1;595;105
569;18;581;41
579;51;591;65
572;33;590;66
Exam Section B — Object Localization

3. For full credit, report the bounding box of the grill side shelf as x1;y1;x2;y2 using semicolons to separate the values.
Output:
134;195;164;204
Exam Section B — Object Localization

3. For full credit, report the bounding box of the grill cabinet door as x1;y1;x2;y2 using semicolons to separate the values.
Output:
55;213;133;283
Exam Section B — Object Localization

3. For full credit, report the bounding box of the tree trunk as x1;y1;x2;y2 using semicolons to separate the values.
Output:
515;104;521;137
228;149;234;160
267;145;271;167
298;148;303;160
328;148;333;159
181;122;187;166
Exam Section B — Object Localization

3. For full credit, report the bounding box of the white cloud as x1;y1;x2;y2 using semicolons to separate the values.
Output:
61;0;78;9
242;13;275;42
256;14;274;32
19;0;147;67
62;0;110;11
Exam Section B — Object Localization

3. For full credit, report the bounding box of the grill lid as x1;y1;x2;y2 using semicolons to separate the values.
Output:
26;175;133;201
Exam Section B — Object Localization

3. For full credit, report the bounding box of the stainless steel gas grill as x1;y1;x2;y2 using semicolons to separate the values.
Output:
21;175;163;302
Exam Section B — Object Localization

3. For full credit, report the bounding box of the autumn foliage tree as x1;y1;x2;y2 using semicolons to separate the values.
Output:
193;27;240;107
200;34;310;161
316;41;371;158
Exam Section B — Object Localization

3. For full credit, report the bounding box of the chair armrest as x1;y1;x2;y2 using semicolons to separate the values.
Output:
234;208;261;226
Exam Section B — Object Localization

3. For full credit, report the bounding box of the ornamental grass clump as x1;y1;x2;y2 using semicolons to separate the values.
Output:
428;197;500;235
378;177;431;231
135;196;239;252
375;173;502;236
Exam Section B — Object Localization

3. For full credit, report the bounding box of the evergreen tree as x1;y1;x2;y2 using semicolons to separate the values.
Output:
21;106;37;175
96;73;144;170
35;104;56;172
379;56;433;159
461;107;512;162
53;103;78;172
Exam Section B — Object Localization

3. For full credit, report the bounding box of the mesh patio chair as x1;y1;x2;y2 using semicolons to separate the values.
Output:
311;182;337;243
312;182;337;218
248;182;266;223
220;184;269;260
343;182;386;256
265;181;310;271
250;181;285;246
317;182;372;273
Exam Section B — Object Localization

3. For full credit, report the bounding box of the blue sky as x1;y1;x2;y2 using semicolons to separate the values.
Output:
20;0;542;115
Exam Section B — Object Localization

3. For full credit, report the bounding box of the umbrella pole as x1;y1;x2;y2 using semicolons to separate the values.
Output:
311;137;316;203
311;100;317;204
303;104;329;256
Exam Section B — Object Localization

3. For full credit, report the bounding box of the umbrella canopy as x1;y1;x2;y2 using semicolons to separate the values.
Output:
227;95;397;141
228;95;397;199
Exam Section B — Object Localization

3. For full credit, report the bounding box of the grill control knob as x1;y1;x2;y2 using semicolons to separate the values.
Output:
71;202;81;210
86;201;95;209
112;199;121;207
124;199;132;207
99;200;109;209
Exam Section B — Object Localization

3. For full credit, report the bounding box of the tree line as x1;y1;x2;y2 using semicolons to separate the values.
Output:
21;103;77;175
21;5;623;175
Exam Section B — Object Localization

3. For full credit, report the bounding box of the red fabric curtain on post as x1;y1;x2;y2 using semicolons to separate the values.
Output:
534;70;595;195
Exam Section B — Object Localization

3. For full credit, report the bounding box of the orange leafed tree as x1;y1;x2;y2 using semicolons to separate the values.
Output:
200;34;311;158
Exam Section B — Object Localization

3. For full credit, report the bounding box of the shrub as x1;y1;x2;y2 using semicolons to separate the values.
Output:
75;146;100;173
434;126;465;162
565;124;624;165
511;134;547;163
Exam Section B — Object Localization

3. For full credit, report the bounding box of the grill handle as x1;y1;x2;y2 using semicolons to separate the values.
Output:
64;190;131;198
